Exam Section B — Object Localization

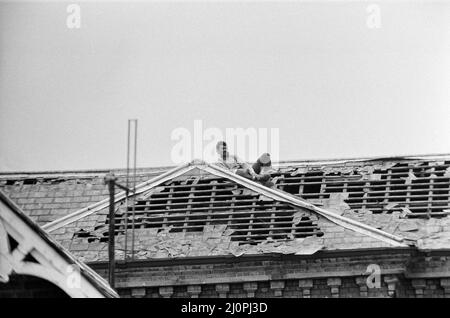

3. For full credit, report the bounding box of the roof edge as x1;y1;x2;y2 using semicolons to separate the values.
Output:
2;152;449;177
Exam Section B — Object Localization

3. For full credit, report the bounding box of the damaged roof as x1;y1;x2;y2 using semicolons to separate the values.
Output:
1;154;450;261
35;162;408;262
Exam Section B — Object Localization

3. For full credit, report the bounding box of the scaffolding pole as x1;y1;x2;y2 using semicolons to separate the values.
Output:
124;119;138;261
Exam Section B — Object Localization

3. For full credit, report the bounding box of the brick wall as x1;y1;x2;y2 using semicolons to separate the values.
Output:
0;172;158;226
114;277;450;298
89;251;450;298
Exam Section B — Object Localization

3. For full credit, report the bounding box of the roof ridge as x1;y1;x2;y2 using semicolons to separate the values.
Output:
2;152;449;176
276;152;450;165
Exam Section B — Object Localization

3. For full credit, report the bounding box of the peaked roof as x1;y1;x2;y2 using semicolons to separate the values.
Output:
2;154;449;258
3;153;449;225
0;190;118;298
34;161;412;263
43;161;407;245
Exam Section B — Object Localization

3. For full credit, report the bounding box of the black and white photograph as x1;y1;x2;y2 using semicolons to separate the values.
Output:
1;0;450;303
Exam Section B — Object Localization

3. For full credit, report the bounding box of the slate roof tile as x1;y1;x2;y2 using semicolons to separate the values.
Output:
1;154;449;260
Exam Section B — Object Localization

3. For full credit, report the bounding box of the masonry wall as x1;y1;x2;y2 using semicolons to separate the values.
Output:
111;276;448;298
0;173;156;226
90;251;450;298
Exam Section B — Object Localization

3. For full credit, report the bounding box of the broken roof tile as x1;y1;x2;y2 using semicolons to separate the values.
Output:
2;155;450;260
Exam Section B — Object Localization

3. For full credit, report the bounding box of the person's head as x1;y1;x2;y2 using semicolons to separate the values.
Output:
258;153;271;166
216;141;228;158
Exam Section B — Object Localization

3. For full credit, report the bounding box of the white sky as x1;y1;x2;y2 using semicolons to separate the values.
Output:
0;1;449;172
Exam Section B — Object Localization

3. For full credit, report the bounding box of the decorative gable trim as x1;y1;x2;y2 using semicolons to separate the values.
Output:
43;163;195;233
0;191;118;298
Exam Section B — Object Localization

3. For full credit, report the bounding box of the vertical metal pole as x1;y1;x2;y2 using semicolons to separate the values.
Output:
105;173;116;289
124;189;129;262
131;119;138;260
124;120;131;261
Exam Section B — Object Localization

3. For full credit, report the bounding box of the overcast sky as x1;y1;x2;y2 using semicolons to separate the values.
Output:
0;1;449;172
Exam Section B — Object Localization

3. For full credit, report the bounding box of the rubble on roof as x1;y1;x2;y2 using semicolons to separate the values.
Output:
403;171;418;185
275;157;450;219
290;167;309;176
444;167;450;178
342;209;450;248
2;155;450;261
71;223;326;262
65;201;396;263
307;193;351;216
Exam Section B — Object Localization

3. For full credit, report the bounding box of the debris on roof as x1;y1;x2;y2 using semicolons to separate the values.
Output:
341;208;450;249
290;167;309;176
1;154;450;261
308;193;351;216
276;157;450;218
64;173;329;258
50;165;409;262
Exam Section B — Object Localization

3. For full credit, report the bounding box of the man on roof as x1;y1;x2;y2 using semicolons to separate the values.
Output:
215;141;275;187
